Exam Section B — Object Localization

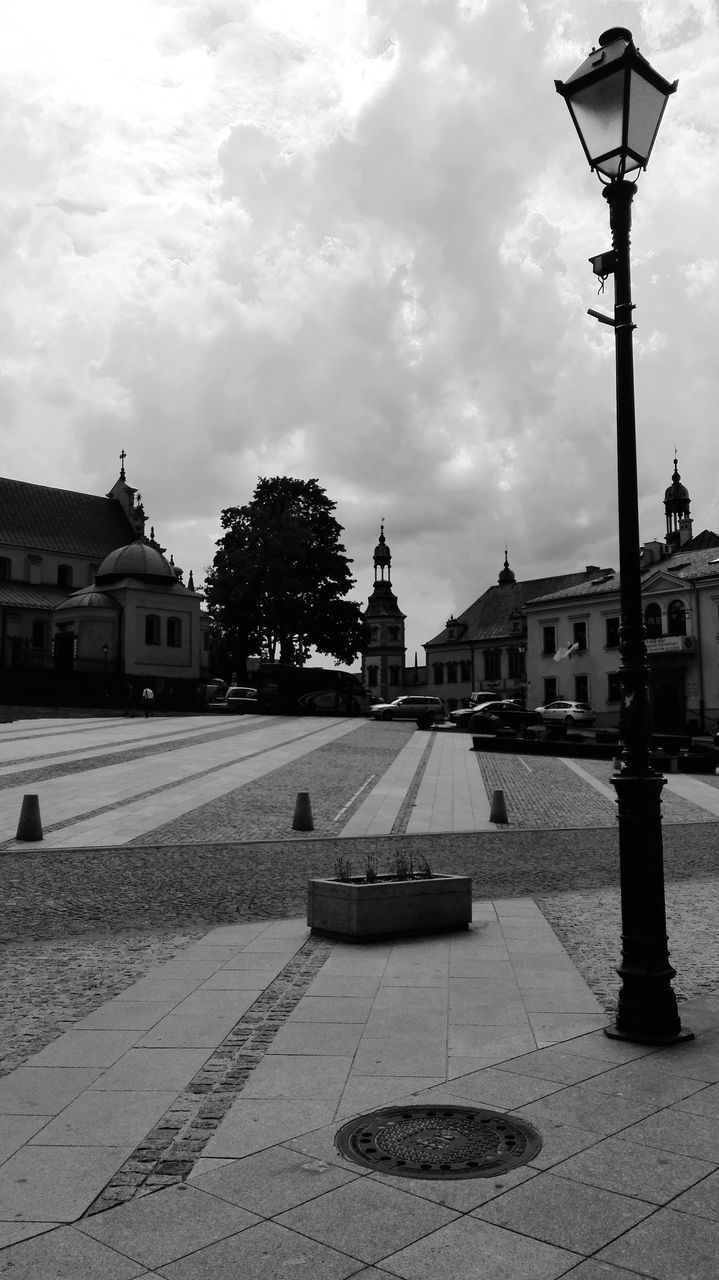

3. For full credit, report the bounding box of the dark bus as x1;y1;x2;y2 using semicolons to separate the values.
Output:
255;663;371;716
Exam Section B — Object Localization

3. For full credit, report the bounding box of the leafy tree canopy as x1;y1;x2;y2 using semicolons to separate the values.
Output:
204;477;366;674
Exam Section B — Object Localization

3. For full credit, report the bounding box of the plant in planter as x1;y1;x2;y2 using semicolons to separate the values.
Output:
307;852;471;942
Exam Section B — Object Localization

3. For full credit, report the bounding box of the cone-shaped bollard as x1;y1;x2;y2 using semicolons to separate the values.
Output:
489;789;508;825
292;791;314;832
16;794;43;841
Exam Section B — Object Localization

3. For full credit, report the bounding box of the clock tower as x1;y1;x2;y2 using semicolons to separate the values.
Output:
361;523;406;701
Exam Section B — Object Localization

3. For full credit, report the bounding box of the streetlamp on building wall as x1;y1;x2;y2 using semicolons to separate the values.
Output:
556;29;691;1045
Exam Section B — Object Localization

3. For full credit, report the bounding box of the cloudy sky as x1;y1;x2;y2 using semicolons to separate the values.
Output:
2;0;718;662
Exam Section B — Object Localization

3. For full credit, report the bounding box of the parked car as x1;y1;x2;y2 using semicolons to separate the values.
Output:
451;694;520;731
369;695;444;723
466;700;542;735
534;699;595;728
209;685;259;713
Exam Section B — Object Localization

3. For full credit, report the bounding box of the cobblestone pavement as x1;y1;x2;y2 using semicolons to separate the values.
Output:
2;714;719;1080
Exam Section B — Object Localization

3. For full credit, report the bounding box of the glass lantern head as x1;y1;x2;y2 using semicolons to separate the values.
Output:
555;28;677;180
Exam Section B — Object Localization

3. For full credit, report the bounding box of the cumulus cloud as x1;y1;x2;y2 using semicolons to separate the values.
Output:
1;0;718;657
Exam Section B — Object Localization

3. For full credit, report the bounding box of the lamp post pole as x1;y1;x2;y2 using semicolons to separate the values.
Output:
603;180;690;1045
556;29;690;1045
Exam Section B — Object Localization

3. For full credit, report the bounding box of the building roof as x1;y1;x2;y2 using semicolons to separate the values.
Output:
0;582;71;609
0;477;136;558
425;569;608;647
527;541;719;606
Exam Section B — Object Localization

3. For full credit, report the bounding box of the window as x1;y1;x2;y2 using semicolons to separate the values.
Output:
607;672;622;702
167;616;182;647
389;665;401;683
542;625;556;656
433;663;445;684
26;555;42;585
572;621;588;651
145;614;161;645
644;603;662;638
446;662;457;683
388;626;400;642
543;676;558;702
484;649;501;681
667;599;686;636
605;616;620;648
460;660;471;682
507;647;524;679
574;674;589;703
0;557;10;581
31;620;46;648
370;626;379;641
366;665;378;687
57;564;73;588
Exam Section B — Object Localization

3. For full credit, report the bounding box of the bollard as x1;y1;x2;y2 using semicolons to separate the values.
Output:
292;791;314;832
16;794;43;841
489;789;508;825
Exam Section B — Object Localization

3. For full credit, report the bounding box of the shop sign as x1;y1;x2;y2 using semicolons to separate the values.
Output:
646;635;694;655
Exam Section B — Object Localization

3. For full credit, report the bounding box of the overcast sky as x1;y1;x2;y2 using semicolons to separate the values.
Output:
2;0;718;662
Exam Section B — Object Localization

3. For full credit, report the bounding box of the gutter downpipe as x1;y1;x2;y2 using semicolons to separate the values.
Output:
692;580;704;732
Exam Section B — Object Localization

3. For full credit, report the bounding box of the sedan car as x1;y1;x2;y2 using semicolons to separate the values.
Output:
467;700;542;734
535;699;595;728
209;685;259;713
369;695;444;722
451;696;523;731
449;692;505;729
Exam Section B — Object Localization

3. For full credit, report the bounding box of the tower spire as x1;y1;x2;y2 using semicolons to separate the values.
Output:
664;452;692;551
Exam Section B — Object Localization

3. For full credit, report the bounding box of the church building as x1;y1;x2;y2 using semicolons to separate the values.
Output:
0;456;209;708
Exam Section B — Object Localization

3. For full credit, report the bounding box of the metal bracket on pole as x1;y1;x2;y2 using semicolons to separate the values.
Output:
588;308;616;326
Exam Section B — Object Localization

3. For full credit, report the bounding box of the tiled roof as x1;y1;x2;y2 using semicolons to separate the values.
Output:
528;542;719;605
425;570;607;647
0;478;136;558
0;583;71;609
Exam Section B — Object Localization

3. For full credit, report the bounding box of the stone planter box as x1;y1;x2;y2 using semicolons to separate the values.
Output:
307;874;472;942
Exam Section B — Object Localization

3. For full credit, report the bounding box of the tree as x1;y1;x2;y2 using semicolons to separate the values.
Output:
205;477;366;674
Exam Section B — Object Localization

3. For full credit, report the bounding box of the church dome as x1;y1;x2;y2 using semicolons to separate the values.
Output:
55;587;119;611
374;525;391;562
498;549;516;586
96;538;177;584
664;463;689;503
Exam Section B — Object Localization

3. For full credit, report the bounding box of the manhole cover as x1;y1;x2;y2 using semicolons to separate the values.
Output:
335;1105;542;1180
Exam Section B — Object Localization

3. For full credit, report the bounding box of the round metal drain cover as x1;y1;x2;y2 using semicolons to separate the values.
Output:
335;1105;542;1180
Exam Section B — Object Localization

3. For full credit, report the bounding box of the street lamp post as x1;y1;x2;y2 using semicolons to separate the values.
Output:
556;30;692;1046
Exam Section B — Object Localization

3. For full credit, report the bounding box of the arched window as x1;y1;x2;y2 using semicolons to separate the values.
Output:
644;603;662;639
667;599;686;636
167;616;182;647
145;614;161;645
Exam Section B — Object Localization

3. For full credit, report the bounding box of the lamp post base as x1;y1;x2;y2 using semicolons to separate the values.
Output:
605;1023;694;1046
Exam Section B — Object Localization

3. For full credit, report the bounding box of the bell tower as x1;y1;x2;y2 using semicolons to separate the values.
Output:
361;523;407;701
664;455;693;552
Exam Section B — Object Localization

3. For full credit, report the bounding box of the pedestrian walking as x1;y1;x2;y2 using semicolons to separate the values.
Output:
141;686;155;718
